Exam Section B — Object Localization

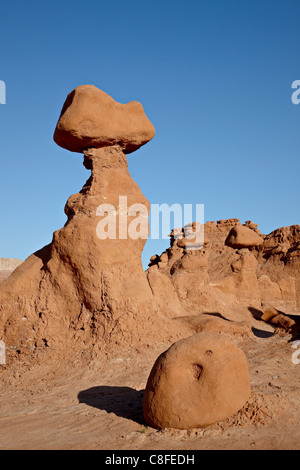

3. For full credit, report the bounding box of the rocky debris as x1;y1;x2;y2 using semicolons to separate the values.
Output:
261;306;298;333
225;225;264;249
0;258;23;282
53;85;155;154
143;332;251;429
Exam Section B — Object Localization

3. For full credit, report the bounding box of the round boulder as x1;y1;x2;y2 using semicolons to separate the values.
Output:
225;225;263;249
143;332;251;429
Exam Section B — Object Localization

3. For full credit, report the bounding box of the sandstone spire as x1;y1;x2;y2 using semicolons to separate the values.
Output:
0;86;173;363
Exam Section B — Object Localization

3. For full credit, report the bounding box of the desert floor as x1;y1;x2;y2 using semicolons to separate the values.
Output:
0;327;299;451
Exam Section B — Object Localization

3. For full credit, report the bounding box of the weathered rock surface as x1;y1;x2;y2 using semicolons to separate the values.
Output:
261;306;298;333
143;332;251;429
0;88;183;363
53;85;155;154
149;219;300;320
225;225;263;249
0;143;187;360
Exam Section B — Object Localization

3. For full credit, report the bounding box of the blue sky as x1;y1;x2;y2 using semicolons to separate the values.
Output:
0;0;299;269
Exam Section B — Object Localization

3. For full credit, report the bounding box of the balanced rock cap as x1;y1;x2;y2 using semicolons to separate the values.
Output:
53;85;155;154
225;224;264;249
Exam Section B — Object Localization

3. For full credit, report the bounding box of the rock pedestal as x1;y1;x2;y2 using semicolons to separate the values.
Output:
0;86;160;360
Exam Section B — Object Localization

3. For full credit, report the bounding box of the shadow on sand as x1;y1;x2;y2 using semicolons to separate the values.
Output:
248;307;275;338
78;386;145;425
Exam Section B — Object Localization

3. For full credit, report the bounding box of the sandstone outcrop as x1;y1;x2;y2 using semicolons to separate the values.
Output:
0;86;183;362
256;225;300;311
148;219;300;321
143;332;251;429
54;85;155;154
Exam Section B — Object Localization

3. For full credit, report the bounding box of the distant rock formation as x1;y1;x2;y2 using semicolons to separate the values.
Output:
0;258;23;282
148;219;300;319
225;224;263;249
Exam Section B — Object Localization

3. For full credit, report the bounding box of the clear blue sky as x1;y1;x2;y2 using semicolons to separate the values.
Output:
0;0;299;269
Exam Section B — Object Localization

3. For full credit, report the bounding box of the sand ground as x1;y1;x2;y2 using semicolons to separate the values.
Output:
0;327;299;451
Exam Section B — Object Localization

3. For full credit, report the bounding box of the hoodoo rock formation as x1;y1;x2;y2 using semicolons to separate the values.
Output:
0;85;299;435
225;224;264;249
0;86;180;362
